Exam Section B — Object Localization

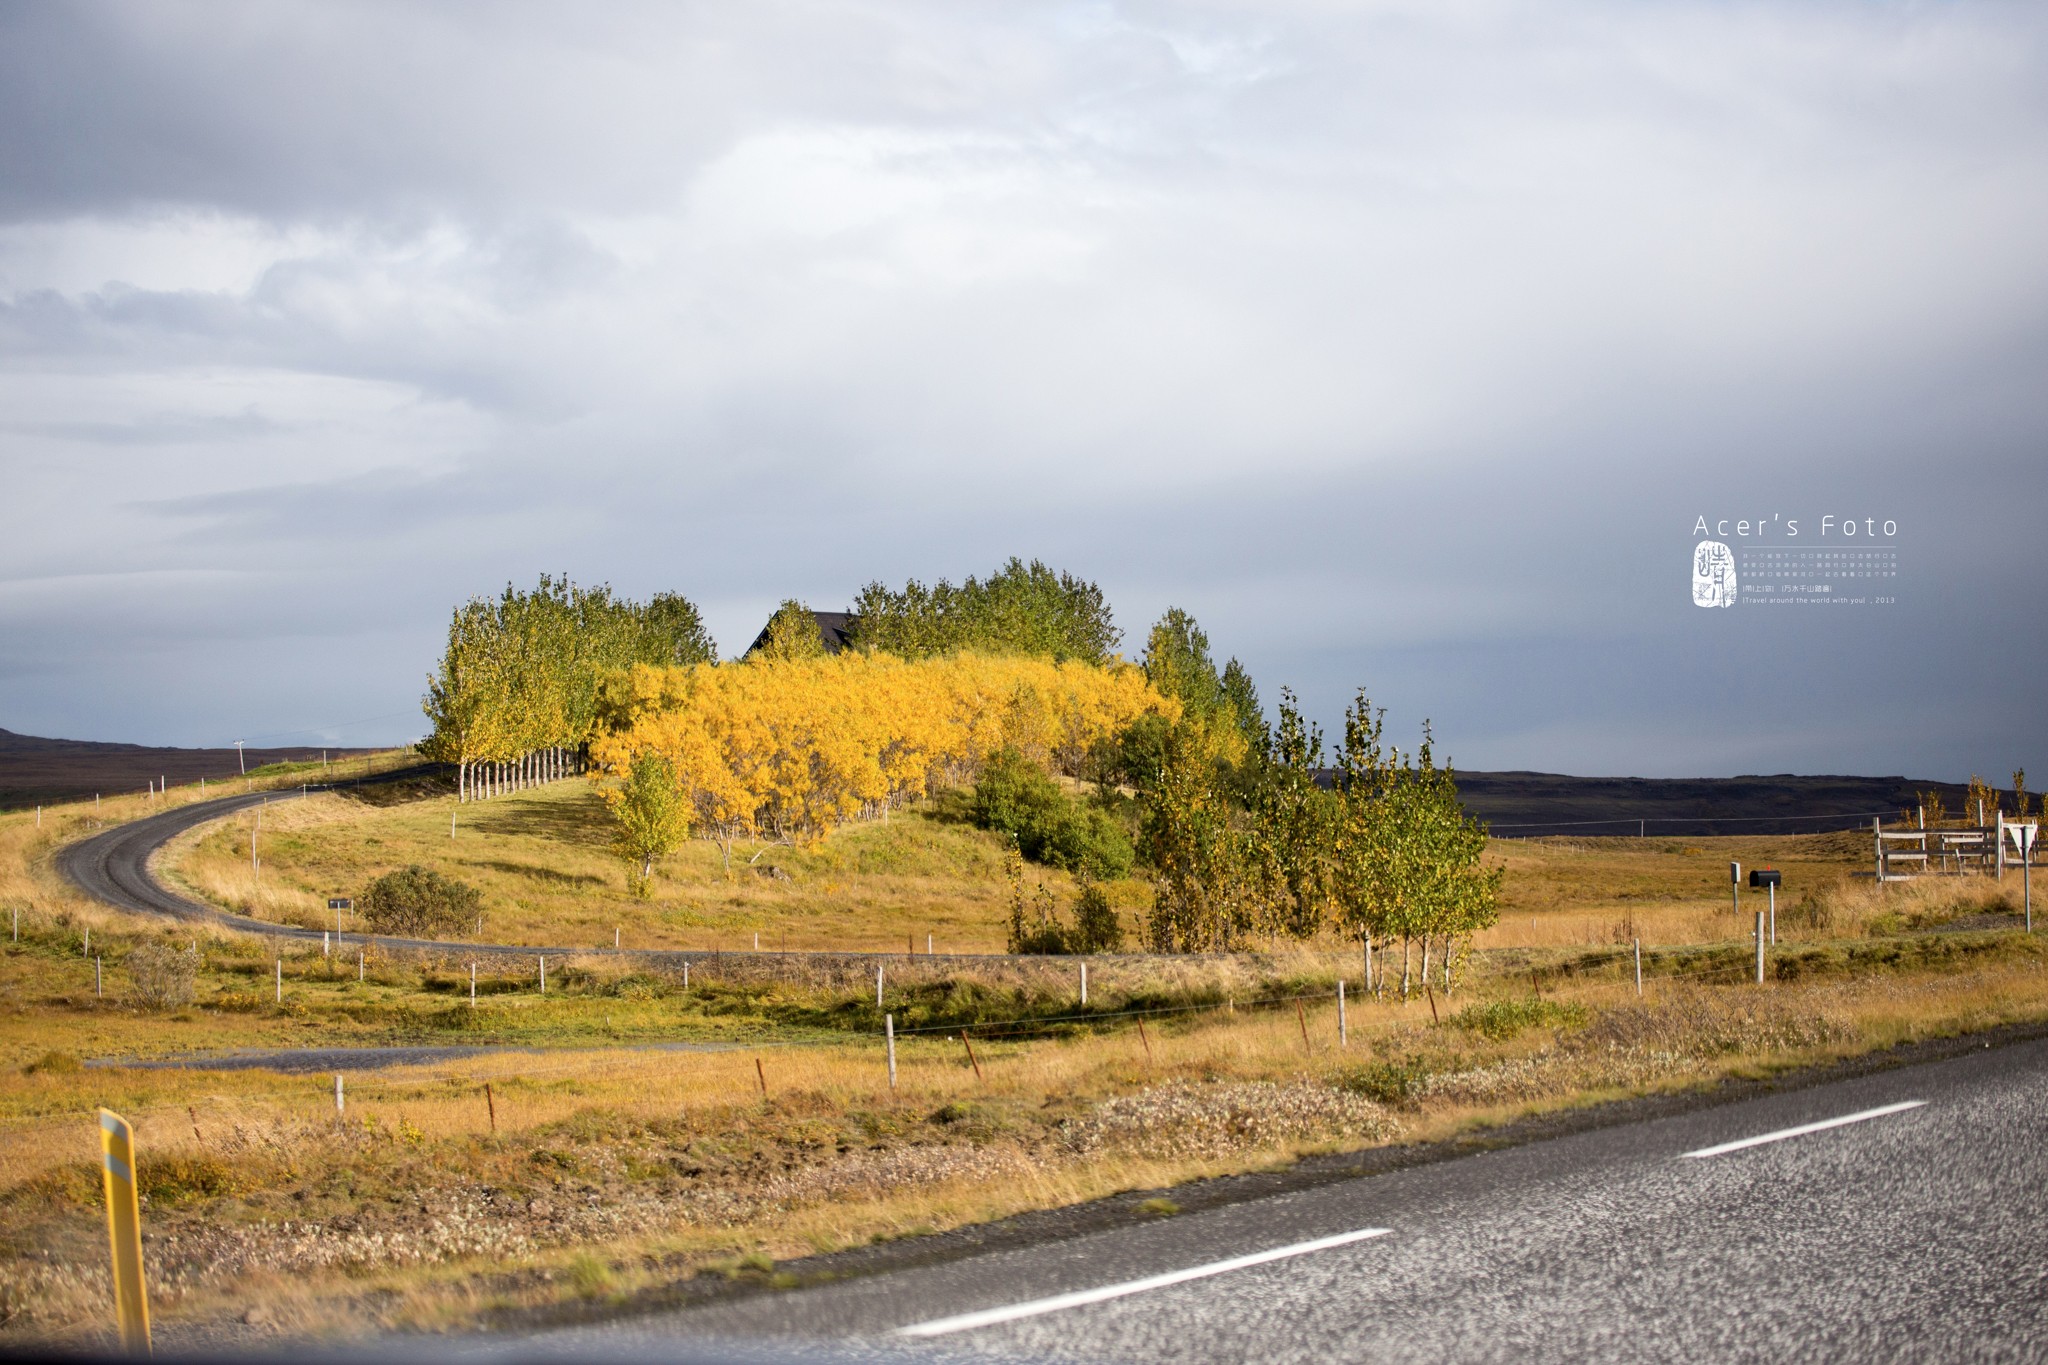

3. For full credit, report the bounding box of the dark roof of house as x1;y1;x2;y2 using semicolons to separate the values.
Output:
743;609;856;658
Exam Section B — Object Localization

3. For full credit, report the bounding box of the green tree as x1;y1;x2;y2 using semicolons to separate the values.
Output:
608;751;692;896
637;591;719;666
847;558;1120;662
753;599;828;661
1330;692;1501;995
1220;657;1267;751
1142;608;1225;720
1241;688;1336;941
1143;717;1250;951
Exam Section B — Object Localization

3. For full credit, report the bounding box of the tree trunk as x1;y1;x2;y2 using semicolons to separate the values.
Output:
1420;936;1433;995
1401;936;1412;999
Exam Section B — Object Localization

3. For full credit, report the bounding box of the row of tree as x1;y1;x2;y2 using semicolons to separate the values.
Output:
420;577;715;800
844;557;1121;663
1135;613;1500;992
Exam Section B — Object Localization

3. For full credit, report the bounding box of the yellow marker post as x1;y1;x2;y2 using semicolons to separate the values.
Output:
97;1108;151;1354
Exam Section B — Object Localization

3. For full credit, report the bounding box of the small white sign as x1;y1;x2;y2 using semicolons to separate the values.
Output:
2006;823;2037;856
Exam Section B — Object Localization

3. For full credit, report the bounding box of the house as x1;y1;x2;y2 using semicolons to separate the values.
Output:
742;609;856;658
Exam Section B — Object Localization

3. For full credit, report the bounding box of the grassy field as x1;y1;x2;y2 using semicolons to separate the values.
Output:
161;772;1893;957
2;767;2044;1348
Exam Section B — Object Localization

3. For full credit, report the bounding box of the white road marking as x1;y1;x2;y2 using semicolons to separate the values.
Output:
894;1226;1393;1338
1682;1100;1927;1159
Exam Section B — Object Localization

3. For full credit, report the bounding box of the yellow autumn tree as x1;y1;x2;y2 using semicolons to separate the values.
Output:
589;651;1177;871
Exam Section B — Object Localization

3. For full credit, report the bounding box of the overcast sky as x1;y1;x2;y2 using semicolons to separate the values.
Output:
2;1;2044;781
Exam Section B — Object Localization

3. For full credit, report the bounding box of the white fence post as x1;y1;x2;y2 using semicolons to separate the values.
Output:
1337;980;1347;1047
886;1013;898;1090
876;964;884;1008
1634;938;1643;996
539;954;546;994
1755;912;1766;985
1080;962;1088;1006
275;958;282;1003
335;1074;345;1114
470;962;477;1007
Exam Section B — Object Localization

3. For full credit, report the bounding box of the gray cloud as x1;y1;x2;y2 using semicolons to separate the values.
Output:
0;0;2043;779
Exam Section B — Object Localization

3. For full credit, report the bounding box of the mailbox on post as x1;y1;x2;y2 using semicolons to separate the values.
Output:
1748;868;1781;944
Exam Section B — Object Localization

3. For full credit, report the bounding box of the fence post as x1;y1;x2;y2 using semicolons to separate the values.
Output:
876;964;884;1008
1634;938;1643;996
95;956;103;998
275;958;282;1003
683;960;689;991
335;1074;344;1114
886;1013;897;1089
1080;962;1088;1006
470;962;477;1008
1755;912;1766;984
1338;980;1347;1047
1768;884;1776;944
1873;816;1884;889
358;949;364;982
540;954;546;994
324;930;330;958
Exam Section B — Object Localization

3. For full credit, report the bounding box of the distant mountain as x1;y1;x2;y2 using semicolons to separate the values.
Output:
0;728;376;809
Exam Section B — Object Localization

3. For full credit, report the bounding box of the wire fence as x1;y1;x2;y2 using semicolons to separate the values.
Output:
1487;811;1896;836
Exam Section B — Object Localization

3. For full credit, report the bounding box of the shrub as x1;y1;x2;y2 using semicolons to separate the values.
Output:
1336;1056;1429;1105
1072;881;1125;953
138;1155;238;1206
127;943;199;1011
973;748;1134;879
358;865;483;938
1448;996;1589;1041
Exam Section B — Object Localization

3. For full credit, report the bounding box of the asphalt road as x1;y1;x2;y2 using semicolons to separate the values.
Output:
552;1032;2048;1363
56;785;320;934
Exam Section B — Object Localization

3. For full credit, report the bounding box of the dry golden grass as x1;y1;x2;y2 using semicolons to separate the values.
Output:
6;771;2045;1347
3;932;2043;1347
166;779;1057;953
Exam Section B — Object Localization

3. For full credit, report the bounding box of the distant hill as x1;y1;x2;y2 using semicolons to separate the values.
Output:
1452;770;2016;837
0;728;376;810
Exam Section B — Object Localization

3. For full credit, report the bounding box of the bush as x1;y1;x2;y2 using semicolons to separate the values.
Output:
1448;996;1589;1041
127;943;198;1011
358;865;483;938
1336;1056;1429;1106
973;748;1134;879
1072;882;1125;953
